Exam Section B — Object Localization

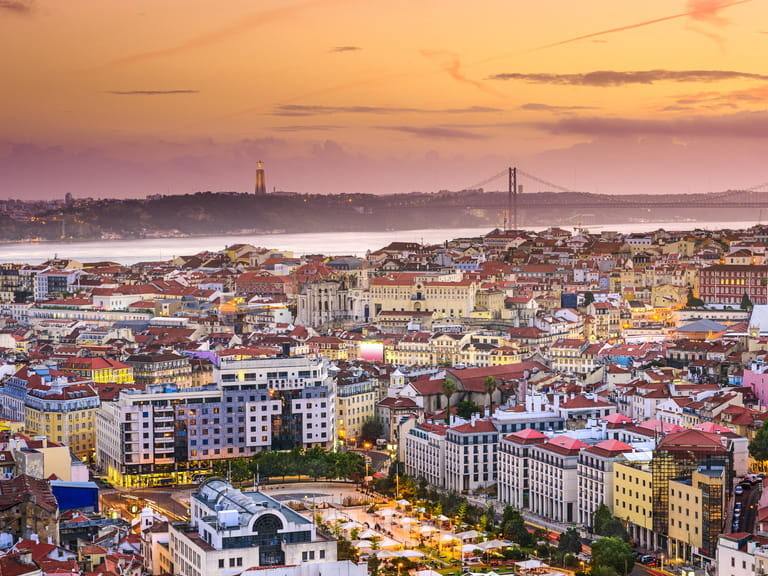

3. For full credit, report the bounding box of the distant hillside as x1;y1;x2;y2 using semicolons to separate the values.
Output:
3;188;766;242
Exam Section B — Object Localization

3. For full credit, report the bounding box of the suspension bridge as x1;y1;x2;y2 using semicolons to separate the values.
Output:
461;167;768;228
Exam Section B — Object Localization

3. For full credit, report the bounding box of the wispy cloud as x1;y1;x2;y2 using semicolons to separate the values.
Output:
530;111;768;138
106;90;199;96
98;0;341;68
420;49;504;97
380;125;487;140
272;125;340;132
521;103;599;113
272;104;502;116
489;69;768;86
0;0;33;14
533;0;749;50
329;46;361;53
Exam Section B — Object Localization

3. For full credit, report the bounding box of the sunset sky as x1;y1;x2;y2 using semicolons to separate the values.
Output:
2;0;767;199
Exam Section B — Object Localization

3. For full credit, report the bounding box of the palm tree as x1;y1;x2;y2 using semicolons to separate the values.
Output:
441;379;457;425
484;376;498;416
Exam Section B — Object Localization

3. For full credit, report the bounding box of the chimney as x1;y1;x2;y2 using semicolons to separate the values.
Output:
17;550;34;565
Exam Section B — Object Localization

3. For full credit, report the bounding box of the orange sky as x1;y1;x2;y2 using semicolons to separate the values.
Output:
1;0;767;198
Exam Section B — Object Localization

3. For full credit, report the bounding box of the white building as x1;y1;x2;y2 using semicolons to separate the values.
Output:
498;428;548;510
444;417;498;493
529;435;588;524
577;439;634;528
403;421;447;489
169;479;364;576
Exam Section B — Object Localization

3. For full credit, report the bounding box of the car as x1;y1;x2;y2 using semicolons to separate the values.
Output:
735;485;744;495
734;508;741;518
735;502;743;510
639;555;657;565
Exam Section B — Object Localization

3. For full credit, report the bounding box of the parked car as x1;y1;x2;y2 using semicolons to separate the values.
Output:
735;485;744;495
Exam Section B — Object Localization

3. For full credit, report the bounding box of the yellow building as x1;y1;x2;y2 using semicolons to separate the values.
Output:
59;357;134;384
336;380;378;446
613;454;656;551
667;468;725;564
370;274;476;318
25;379;100;459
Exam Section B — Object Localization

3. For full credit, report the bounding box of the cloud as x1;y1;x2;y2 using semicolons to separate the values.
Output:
533;0;749;50
99;0;341;68
530;111;768;139
489;69;768;86
420;49;504;97
271;125;341;132
380;125;487;140
0;0;33;13
272;104;502;116
521;103;599;113
329;46;361;53
106;90;199;96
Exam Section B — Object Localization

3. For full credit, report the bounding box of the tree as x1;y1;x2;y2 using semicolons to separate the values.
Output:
501;506;532;547
741;292;754;311
583;291;595;307
557;527;582;555
592;503;612;535
441;379;457;424
484;376;498;416
749;418;768;461
360;418;384;445
591;537;634;576
686;286;705;308
455;400;481;420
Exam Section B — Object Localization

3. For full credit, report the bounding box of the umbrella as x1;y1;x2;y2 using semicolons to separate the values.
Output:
461;543;483;554
414;571;442;576
398;550;425;558
378;508;395;517
339;521;359;531
480;539;511;550
397;499;410;506
419;525;436;534
398;516;415;525
439;533;457;542
516;559;548;569
358;529;380;539
437;514;450;521
354;540;373;549
374;550;398;558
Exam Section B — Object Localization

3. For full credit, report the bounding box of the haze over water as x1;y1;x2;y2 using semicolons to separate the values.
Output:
0;220;760;265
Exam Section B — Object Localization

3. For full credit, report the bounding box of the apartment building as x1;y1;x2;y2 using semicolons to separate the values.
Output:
577;439;633;528
529;435;588;524
498;428;548;510
125;352;193;388
336;379;377;443
699;264;768;306
613;452;656;551
58;357;134;384
96;354;336;486
403;422;447;489
444;418;498;493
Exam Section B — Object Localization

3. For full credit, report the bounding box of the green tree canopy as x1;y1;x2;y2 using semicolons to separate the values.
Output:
592;503;612;535
455;400;481;420
484;376;498;415
360;417;384;445
686;286;705;308
741;292;754;311
583;291;595;307
557;527;582;555
591;537;634;576
749;418;768;461
501;506;533;547
441;379;457;424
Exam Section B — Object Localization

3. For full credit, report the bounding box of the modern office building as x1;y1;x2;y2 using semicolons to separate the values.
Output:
168;478;364;576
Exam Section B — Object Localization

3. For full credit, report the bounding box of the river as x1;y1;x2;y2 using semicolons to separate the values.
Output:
0;220;761;265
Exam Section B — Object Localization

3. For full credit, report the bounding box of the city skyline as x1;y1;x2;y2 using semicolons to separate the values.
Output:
2;0;767;199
